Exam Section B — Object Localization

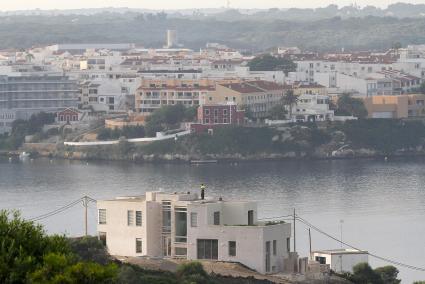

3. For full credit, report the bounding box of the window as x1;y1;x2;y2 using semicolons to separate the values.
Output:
175;208;187;243
175;247;187;256
190;212;198;227
197;239;218;260
223;109;227;115
248;210;254;226
127;210;134;226
213;211;220;225
98;209;106;224
205;109;210;115
287;238;290;252
265;241;271;272
223;118;228;123
136;238;142;253
315;256;326;264
228;241;236;256
136;211;142;226
273;240;277;255
99;232;106;246
205;118;210;124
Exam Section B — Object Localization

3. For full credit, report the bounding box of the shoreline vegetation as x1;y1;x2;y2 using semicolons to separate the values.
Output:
14;119;425;163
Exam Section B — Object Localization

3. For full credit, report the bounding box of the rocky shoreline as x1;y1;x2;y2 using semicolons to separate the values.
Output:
27;145;425;164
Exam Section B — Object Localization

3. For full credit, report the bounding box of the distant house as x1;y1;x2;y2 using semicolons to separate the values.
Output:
190;103;245;133
56;108;82;124
209;80;290;119
363;94;425;119
292;94;334;122
312;249;368;273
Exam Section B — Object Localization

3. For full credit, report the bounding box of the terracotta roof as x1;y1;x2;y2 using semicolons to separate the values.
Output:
219;80;290;93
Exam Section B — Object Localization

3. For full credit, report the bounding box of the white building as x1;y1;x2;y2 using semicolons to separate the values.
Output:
292;94;334;122
312;249;368;273
97;191;293;274
165;30;178;48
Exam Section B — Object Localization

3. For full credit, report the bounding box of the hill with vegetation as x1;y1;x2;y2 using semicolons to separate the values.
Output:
58;119;425;162
2;9;425;51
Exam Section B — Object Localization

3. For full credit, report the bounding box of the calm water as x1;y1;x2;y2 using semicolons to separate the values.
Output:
0;157;424;282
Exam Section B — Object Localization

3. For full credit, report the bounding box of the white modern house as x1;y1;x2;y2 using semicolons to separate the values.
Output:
312;249;368;273
97;191;293;274
291;93;334;122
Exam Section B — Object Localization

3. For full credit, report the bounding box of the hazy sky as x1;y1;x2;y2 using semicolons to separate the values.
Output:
2;0;425;10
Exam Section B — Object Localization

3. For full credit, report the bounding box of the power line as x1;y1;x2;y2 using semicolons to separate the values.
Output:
28;196;97;222
295;215;425;272
258;214;293;220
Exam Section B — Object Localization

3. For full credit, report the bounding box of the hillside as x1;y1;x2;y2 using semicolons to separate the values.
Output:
1;12;425;51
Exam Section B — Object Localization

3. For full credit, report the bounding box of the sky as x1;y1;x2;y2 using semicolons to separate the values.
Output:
2;0;425;11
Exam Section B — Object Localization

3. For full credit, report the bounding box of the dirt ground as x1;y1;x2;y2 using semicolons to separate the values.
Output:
117;256;293;283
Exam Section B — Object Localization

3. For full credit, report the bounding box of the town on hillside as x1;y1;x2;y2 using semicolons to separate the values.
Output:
1;30;425;161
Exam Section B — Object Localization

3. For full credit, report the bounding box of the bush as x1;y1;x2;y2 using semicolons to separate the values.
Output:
176;262;213;284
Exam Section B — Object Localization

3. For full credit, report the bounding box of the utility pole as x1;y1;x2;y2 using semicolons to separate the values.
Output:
82;196;89;236
308;228;312;260
293;208;296;252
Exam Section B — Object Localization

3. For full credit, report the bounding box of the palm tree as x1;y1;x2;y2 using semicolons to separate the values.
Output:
282;89;298;119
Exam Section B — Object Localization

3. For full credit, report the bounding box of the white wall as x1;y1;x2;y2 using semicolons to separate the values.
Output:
187;202;291;274
312;252;368;273
97;200;162;257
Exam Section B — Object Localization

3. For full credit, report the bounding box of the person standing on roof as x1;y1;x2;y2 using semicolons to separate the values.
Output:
200;183;206;200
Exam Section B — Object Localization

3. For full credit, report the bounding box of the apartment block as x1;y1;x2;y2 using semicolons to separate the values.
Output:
135;79;215;115
0;74;78;133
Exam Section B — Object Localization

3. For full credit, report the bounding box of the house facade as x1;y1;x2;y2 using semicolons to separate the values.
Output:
211;80;290;119
190;103;245;133
292;94;334;122
97;191;292;274
312;249;368;274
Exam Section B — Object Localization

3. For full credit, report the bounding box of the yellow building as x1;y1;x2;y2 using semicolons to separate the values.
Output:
208;80;291;119
407;94;425;117
293;83;328;97
363;94;425;119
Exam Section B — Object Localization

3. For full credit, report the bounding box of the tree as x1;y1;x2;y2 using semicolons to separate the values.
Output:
176;262;213;284
0;211;118;283
145;105;193;137
282;90;298;119
0;210;70;283
374;266;401;284
350;263;383;284
248;54;297;75
337;93;368;118
268;103;287;120
29;253;118;284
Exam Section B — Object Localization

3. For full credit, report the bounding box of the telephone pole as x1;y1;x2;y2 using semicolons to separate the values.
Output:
82;196;89;236
308;228;312;260
293;208;296;252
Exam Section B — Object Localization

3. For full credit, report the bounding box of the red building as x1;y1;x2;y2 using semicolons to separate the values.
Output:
191;103;245;133
56;108;82;124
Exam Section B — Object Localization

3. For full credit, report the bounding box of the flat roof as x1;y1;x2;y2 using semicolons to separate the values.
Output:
313;249;368;255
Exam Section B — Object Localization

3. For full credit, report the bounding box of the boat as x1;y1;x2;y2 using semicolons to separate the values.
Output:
19;152;31;160
190;159;218;164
